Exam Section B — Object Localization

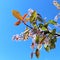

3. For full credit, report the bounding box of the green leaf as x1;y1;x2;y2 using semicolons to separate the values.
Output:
30;11;37;23
41;26;47;31
32;23;38;29
45;45;50;52
37;14;43;22
48;20;57;25
49;37;57;43
49;33;53;38
44;23;48;28
38;23;48;31
51;29;56;35
38;24;43;28
48;29;56;37
53;37;57;42
50;43;56;49
35;35;40;44
49;37;56;49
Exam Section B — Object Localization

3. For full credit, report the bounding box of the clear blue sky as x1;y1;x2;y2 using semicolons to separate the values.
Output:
0;0;60;60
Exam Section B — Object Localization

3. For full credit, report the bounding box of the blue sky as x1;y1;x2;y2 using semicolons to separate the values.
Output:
0;0;60;60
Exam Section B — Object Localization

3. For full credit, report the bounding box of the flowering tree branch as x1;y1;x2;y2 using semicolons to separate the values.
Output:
12;8;60;58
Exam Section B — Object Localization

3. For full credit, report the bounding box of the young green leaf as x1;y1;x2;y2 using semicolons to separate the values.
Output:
35;35;40;44
48;20;57;25
37;13;43;22
30;11;37;23
41;26;47;31
51;29;56;35
45;45;50;52
50;43;56;49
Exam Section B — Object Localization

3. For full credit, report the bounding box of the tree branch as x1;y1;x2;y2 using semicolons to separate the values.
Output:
22;20;33;29
22;21;60;37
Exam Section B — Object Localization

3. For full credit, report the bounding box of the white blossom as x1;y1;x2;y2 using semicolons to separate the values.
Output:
54;15;58;22
12;35;16;40
28;8;34;16
53;0;60;10
53;0;58;6
37;44;42;50
54;13;60;22
12;34;23;40
32;34;36;42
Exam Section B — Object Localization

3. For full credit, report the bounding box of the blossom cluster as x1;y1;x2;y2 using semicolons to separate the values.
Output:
53;0;60;10
12;8;60;58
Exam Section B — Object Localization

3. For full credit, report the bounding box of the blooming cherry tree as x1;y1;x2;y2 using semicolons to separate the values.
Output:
12;8;60;58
